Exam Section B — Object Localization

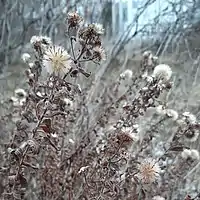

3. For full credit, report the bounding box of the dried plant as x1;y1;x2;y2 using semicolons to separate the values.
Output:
0;12;200;200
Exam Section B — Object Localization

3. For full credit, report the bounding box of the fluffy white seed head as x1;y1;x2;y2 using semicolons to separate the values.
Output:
186;131;199;142
182;112;197;124
42;45;72;77
30;36;40;45
19;98;26;106
120;69;133;80
181;149;199;160
121;127;139;142
21;53;31;63
30;35;52;46
181;149;191;160
10;96;19;106
166;109;179;121
152;196;165;200
63;98;73;108
28;62;34;68
93;23;104;35
137;158;160;184
15;88;27;98
153;64;172;82
190;149;200;160
156;105;166;116
142;50;152;58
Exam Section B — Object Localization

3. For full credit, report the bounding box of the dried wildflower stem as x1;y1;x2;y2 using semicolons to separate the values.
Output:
32;107;48;137
70;37;76;60
76;45;86;61
109;141;124;161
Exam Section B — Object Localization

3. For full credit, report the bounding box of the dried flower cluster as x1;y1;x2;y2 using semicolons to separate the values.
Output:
0;12;200;200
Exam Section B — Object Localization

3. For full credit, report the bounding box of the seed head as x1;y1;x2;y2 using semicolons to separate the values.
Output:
153;64;172;82
15;88;27;98
67;11;83;28
181;149;200;160
120;126;139;143
182;112;197;125
30;35;52;46
185;130;199;142
43;45;72;77
21;53;31;63
156;105;166;116
152;196;165;200
120;69;133;80
92;46;106;61
92;23;104;35
166;109;179;121
137;158;160;184
63;98;73;108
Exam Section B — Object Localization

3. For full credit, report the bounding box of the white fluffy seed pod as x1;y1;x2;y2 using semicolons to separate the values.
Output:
10;96;20;107
137;158;161;184
19;98;26;106
28;62;34;68
93;23;104;35
63;98;73;108
166;109;179;121
21;53;31;63
184;130;199;142
30;35;52;45
181;149;191;160
181;149;200;160
120;69;133;80
156;105;166;116
182;112;197;124
14;88;27;98
153;64;172;82
190;149;200;160
152;196;165;200
142;50;152;58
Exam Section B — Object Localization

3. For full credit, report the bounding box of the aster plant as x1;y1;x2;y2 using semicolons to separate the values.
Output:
0;12;200;200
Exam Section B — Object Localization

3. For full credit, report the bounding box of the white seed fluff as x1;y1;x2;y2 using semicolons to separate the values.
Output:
156;105;166;116
181;149;191;160
152;196;165;200
166;109;179;121
120;69;133;80
181;149;199;160
15;88;27;97
137;158;161;184
121;127;139;142
43;45;72;76
182;112;197;124
190;149;200;160
93;23;104;35
63;98;73;108
21;53;31;63
153;64;172;82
